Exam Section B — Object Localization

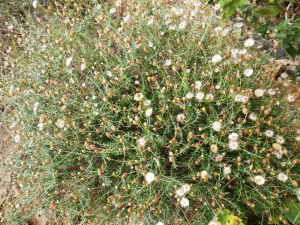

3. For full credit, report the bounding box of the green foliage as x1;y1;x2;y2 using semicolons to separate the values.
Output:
219;0;246;19
217;0;300;58
284;202;300;225
256;19;300;58
218;209;244;225
252;5;282;17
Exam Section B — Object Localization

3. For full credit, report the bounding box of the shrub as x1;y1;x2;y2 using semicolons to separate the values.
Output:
1;0;300;224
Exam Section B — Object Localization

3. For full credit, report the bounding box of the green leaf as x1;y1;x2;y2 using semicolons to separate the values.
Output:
284;44;298;58
222;5;236;19
276;32;287;38
253;5;281;17
295;31;300;42
219;0;234;7
253;7;274;16
284;202;300;225
279;19;291;27
265;5;282;17
218;209;245;225
231;0;245;7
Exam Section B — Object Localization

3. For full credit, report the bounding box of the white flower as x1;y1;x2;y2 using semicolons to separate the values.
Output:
211;54;222;63
143;99;151;106
215;154;223;162
273;150;283;159
248;112;257;121
80;63;86;71
208;220;221;225
228;141;239;150
156;222;164;225
280;72;289;79
287;95;295;102
228;133;239;141
196;92;205;102
145;172;155;183
212;121;221;132
234;94;243;103
180;197;189;208
115;0;122;7
145;108;153;117
195;81;202;89
137;137;147;147
296;136;300;141
244;38;255;47
134;93;144;101
37;123;44;131
254;175;265;185
223;166;231;175
267;88;276;95
241;95;249;103
176;114;185;122
56;119;65;128
106;71;112;77
221;29;229;36
276;136;285;144
179;21;187;30
185;92;194;100
244;68;253;77
14;134;20;143
175;188;185;197
147;17;154;25
231;49;239;55
277;173;288;182
182;184;191;194
205;93;214;101
265;130;274;137
200;170;209;182
254;89;265;97
214;26;222;34
32;0;38;8
109;8;116;14
66;57;73;67
165;59;172;66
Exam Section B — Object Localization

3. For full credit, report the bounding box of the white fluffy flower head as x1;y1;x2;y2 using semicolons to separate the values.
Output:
145;108;153;117
254;175;265;185
211;54;222;63
134;93;144;101
277;173;288;182
145;172;155;183
180;197;189;208
244;38;255;47
212;121;221;132
244;68;253;77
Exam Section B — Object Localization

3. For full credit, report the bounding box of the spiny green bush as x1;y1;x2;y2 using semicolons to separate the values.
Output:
1;0;300;224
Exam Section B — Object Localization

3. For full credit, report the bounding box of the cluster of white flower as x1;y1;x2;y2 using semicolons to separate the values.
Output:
234;94;249;103
175;183;191;198
228;132;239;150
